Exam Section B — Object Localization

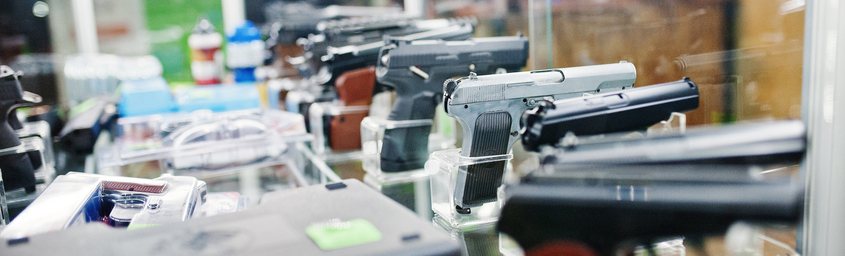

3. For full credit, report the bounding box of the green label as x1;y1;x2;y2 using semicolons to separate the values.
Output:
305;219;382;250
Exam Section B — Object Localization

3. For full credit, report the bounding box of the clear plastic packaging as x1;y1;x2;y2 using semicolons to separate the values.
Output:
202;192;249;217
0;173;206;239
97;109;317;199
427;149;512;228
101;109;308;171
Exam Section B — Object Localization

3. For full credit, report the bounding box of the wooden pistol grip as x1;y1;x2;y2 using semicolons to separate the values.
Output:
335;66;377;106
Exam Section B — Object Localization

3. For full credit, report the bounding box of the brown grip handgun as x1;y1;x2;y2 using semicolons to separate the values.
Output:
329;66;376;151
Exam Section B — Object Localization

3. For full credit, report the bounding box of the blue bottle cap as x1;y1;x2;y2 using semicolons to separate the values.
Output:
228;20;261;43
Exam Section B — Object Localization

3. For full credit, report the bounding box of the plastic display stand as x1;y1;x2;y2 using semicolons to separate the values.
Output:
359;116;457;218
17;121;54;169
0;174;5;226
0;134;53;222
647;112;687;135
307;102;369;163
433;214;503;256
363;173;432;219
426;149;513;228
360;116;457;176
634;238;686;256
499;234;524;256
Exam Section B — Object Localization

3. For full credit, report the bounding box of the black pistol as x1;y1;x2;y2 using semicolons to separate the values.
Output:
319;20;475;87
303;21;476;152
265;3;403;46
499;182;803;256
289;15;421;79
498;120;806;255
541;120;806;167
376;35;529;172
0;66;42;193
521;78;700;152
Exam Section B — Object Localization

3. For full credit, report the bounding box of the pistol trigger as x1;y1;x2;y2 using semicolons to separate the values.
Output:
409;66;429;80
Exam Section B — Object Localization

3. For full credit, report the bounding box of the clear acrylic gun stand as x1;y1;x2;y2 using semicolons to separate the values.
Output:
360;116;456;219
308;102;370;163
0;123;54;223
433;214;503;256
498;233;524;256
427;148;512;228
647;112;687;136
0;173;6;226
426;149;512;256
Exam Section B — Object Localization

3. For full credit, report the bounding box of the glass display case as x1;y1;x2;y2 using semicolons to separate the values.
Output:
2;0;838;254
426;0;806;254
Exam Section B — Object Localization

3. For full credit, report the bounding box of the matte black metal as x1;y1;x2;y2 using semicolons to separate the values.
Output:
0;67;38;192
498;182;803;256
322;21;475;88
542;120;806;166
499;120;807;255
461;111;511;206
521;78;700;151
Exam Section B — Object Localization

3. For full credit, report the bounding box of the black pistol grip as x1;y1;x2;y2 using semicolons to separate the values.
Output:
0;71;36;193
380;90;439;172
0;105;20;149
0;152;37;192
8;109;43;170
461;111;511;207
